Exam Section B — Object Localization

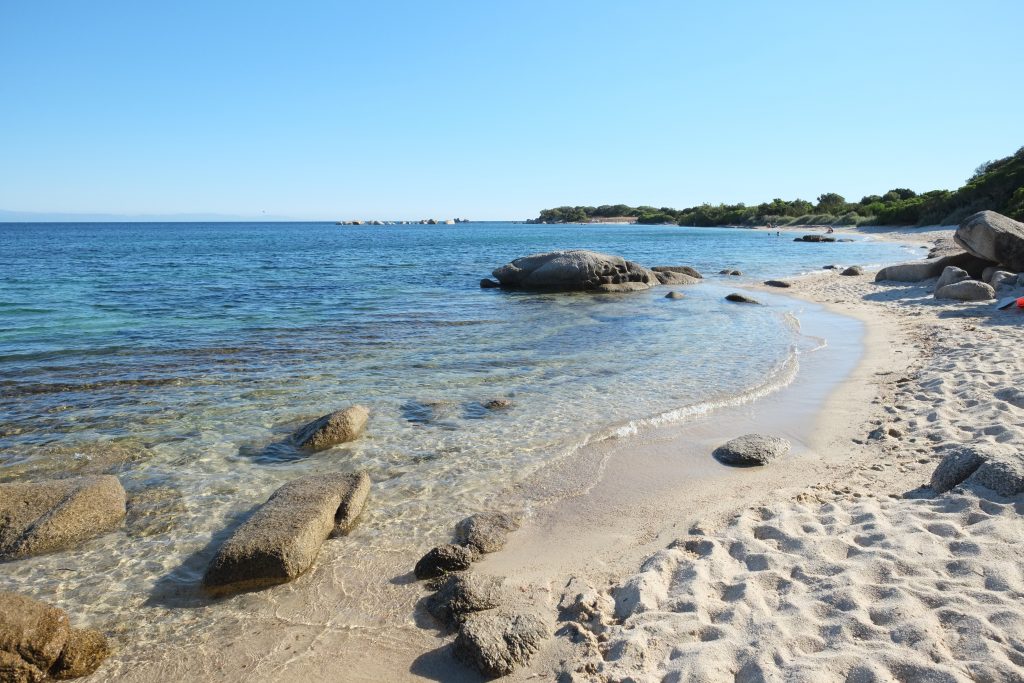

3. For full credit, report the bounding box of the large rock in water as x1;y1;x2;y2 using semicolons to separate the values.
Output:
0;476;126;561
0;592;110;681
955;211;1024;271
203;472;370;595
491;251;657;292
293;405;369;451
713;434;791;466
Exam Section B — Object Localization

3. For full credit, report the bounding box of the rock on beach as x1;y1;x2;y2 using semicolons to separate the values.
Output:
414;544;476;580
934;280;995;301
454;608;548;678
203;471;371;595
955;210;1024;271
713;434;791;466
455;512;521;554
0;476;126;562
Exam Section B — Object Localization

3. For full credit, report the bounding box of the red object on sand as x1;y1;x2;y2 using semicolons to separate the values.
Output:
1018;297;1024;309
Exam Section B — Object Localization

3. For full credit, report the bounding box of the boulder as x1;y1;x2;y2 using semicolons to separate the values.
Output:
653;270;700;285
664;291;684;299
725;293;759;304
652;265;702;279
930;446;985;493
934;266;970;292
479;278;500;289
955;211;1024;271
293;405;369;451
0;592;109;681
875;251;993;282
930;446;1024;496
426;572;505;628
971;457;1024;497
491;251;657;293
764;280;791;288
719;269;742;276
203;472;371;595
841;266;864;276
414;544;475;580
794;235;836;243
823;265;838;270
455;512;520;554
0;476;126;561
981;266;999;283
989;270;1018;292
713;434;790;466
934;280;995;301
454;609;548;677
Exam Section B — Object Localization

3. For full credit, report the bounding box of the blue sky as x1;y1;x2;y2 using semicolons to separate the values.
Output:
1;1;1021;221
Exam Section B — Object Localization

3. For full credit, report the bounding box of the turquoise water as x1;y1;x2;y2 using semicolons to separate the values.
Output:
0;222;918;635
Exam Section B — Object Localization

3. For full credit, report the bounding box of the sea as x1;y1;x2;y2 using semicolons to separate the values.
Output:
0;221;919;651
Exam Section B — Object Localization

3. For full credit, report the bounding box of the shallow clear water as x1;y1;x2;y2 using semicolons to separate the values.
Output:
0;222;917;638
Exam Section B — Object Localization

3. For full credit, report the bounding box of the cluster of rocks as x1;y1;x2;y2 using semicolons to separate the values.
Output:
414;513;550;676
713;433;792;466
0;404;374;677
877;211;1024;303
0;593;110;682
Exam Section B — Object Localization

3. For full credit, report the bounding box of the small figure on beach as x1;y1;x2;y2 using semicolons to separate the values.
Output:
826;226;835;234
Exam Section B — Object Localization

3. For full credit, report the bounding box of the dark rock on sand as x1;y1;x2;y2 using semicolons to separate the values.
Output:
0;476;126;561
203;472;371;595
293;405;369;451
414;544;475;580
479;278;501;289
955;210;1024;271
841;266;864;276
0;592;110;681
455;512;521;554
454;608;548;677
652;265;702;279
725;293;759;304
713;434;790;466
934;280;995;301
665;291;685;299
764;280;791;288
491;250;657;293
426;572;505;628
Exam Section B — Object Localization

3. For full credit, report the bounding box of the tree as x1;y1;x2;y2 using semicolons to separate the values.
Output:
816;193;846;213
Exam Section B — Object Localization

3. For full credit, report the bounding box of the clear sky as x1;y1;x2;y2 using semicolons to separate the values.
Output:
1;1;1022;221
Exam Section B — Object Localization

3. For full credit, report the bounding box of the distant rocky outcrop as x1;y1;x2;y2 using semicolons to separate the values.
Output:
0;592;110;680
713;434;791;466
491;251;657;292
794;235;836;243
0;476;126;561
293;405;369;451
203;472;370;595
955;210;1024;271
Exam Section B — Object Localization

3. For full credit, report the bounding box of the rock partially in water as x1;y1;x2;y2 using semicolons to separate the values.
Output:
293;405;369;451
955;210;1024;271
454;608;548;677
653;270;700;285
483;398;512;411
455;512;521;554
652;265;702;279
414;544;475;580
725;293;759;304
426;572;505;628
0;476;126;561
841;266;864;276
492;250;658;293
664;291;685;300
203;472;371;595
0;592;109;681
479;278;500;289
764;280;791;288
713;434;790;466
794;234;836;243
934;280;995;301
719;269;742;276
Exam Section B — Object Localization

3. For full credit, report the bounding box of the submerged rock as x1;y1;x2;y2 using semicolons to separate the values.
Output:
725;293;759;304
713;434;791;466
455;512;521;554
292;405;369;451
0;592;109;681
484;398;512;411
719;269;742;276
454;608;548;677
955;210;1024;271
203;472;371;595
414;544;475;580
479;278;501;289
491;250;657;293
934;280;995;301
426;572;505;628
665;291;685;299
0;476;126;561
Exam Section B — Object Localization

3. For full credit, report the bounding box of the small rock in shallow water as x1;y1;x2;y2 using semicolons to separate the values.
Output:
292;405;369;451
484;398;512;410
725;293;759;304
713;434;790;466
479;278;500;289
455;512;521;554
51;628;110;679
414;544;475;580
664;291;684;299
454;608;548;677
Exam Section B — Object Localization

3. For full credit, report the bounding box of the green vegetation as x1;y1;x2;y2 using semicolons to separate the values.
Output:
532;146;1024;227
